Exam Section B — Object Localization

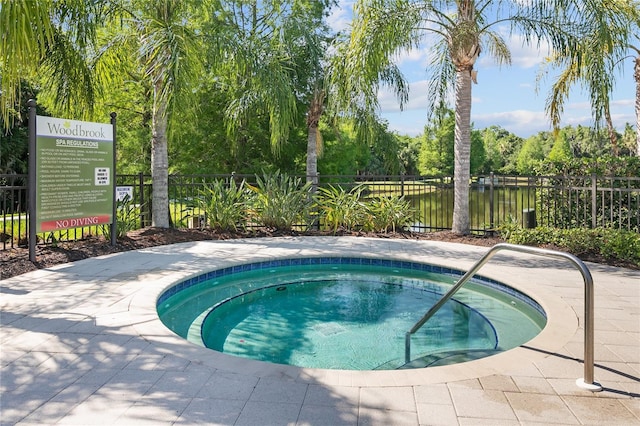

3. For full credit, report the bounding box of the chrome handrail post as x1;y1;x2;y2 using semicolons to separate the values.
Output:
405;243;601;392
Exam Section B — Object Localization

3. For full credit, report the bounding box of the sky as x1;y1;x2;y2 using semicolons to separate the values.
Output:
326;1;637;139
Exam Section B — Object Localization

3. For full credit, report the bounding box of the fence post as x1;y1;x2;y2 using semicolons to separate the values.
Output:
110;112;117;246
28;100;37;262
591;173;597;229
489;172;495;233
138;172;145;227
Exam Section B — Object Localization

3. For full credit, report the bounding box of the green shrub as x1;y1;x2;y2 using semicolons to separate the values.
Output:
314;186;415;233
248;171;312;231
555;228;601;256
314;185;368;232
505;226;640;267
101;194;141;240
496;214;520;240
198;179;249;231
364;195;415;233
599;228;640;266
505;226;555;246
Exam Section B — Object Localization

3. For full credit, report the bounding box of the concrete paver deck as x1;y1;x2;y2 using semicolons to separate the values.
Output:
1;237;638;425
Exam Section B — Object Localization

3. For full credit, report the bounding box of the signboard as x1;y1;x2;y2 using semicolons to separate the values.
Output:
35;116;114;232
116;186;133;202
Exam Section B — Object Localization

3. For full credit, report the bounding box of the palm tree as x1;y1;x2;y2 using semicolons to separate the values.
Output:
543;2;639;157
107;0;203;228
209;1;302;159
210;0;338;192
0;0;108;129
1;0;203;228
339;0;606;234
283;1;333;190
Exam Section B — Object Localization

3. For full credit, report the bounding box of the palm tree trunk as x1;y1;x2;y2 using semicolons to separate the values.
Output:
151;82;170;228
452;69;472;235
604;106;619;156
306;123;319;230
306;89;324;192
306;125;318;190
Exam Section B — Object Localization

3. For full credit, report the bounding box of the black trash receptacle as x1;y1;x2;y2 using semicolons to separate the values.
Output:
522;208;536;229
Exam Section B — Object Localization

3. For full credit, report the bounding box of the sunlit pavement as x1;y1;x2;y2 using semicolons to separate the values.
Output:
1;237;639;425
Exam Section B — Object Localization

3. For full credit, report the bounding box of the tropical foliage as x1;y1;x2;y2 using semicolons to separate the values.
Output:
314;184;415;233
337;0;637;234
541;1;640;156
365;195;416;233
0;0;111;127
503;226;640;267
101;194;142;240
1;0;638;236
198;178;250;231
315;185;369;232
248;171;312;231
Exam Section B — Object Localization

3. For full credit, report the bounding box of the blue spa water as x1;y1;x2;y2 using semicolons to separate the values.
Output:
157;259;546;370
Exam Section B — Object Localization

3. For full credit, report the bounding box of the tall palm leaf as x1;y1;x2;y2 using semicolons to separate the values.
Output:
0;0;110;128
543;1;638;156
210;0;299;156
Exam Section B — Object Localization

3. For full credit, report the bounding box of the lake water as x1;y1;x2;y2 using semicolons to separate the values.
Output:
408;187;536;232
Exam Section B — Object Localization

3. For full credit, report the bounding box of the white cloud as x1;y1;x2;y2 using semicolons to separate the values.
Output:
382;116;427;136
470;109;551;136
558;114;594;127
474;109;546;125
327;0;353;34
611;99;634;108
378;80;431;113
477;30;551;70
394;47;429;67
383;96;634;139
611;112;636;126
566;101;591;111
509;38;550;69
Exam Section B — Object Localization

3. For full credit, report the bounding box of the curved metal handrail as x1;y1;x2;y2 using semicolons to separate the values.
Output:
405;243;601;391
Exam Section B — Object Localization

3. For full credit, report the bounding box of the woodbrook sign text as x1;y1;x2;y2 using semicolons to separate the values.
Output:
35;116;114;232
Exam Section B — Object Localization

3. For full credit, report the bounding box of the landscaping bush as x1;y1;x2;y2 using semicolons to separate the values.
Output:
503;225;640;267
598;228;640;267
248;171;312;231
198;179;250;231
314;184;415;233
101;194;141;240
315;185;368;232
364;195;416;233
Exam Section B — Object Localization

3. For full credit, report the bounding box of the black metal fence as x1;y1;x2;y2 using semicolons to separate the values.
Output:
2;172;638;250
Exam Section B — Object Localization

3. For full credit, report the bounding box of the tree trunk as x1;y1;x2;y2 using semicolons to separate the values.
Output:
452;69;472;235
604;106;619;156
306;124;318;190
306;89;324;192
151;82;170;228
